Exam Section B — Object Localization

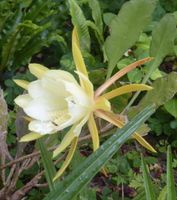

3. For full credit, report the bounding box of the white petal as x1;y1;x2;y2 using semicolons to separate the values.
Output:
44;70;78;83
29;63;48;78
41;77;69;98
14;94;32;108
28;80;45;98
24;97;67;121
29;120;58;134
63;81;91;107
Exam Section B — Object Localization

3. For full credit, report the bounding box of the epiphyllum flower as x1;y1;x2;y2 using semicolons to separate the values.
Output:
14;28;156;180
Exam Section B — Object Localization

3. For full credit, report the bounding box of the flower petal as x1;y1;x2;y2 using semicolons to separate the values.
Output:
102;84;152;100
44;69;78;84
75;71;94;98
95;96;111;111
20;132;43;142
14;79;29;90
53;137;78;181
28;79;67;100
72;27;88;78
95;57;153;97
24;97;67;121
14;94;32;108
64;80;91;107
87;114;99;151
96;110;156;153
53;125;77;158
29;120;59;134
73;114;90;136
29;63;48;78
72;27;94;97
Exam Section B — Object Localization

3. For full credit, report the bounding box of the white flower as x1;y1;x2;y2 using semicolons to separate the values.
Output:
15;66;93;135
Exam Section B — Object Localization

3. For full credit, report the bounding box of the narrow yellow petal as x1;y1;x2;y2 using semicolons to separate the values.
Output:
88;114;108;177
95;57;154;97
53;137;78;181
75;71;94;98
20;132;43;142
102;84;152;100
132;133;156;153
13;79;29;90
72;27;94;97
29;63;48;79
72;27;88;78
53;125;76;158
95;96;111;111
95;110;156;153
87;114;100;151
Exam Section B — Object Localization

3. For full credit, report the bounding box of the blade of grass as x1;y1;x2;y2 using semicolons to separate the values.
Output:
141;155;156;200
38;139;56;191
167;146;176;200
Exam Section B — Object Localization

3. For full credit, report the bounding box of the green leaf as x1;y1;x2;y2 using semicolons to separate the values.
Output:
167;146;176;200
105;0;155;78
140;72;177;108
158;186;167;200
150;14;176;65
128;72;177;118
103;13;116;26
38;139;56;191
44;105;155;200
141;155;156;200
164;99;177;118
141;13;176;83
69;0;90;51
88;0;103;35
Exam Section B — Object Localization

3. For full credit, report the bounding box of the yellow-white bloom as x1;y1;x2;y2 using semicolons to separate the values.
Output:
15;68;93;135
14;27;156;180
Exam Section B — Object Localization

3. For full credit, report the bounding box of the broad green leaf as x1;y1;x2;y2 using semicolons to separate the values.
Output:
44;105;155;200
140;72;177;108
164;99;177;118
128;72;177;118
150;14;176;65
105;0;155;78
38;139;56;191
141;155;156;200
142;13;176;83
167;146;176;200
103;13;116;26
69;0;90;51
88;0;103;35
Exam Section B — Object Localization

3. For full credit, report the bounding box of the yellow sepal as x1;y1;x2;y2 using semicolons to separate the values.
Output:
95;57;153;97
132;133;156;153
87;114;108;176
13;79;29;90
29;63;48;79
20;132;43;142
102;84;152;100
95;110;156;153
72;27;88;78
88;114;100;151
95;96;111;111
53;125;76;158
53;137;78;181
72;27;94;97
